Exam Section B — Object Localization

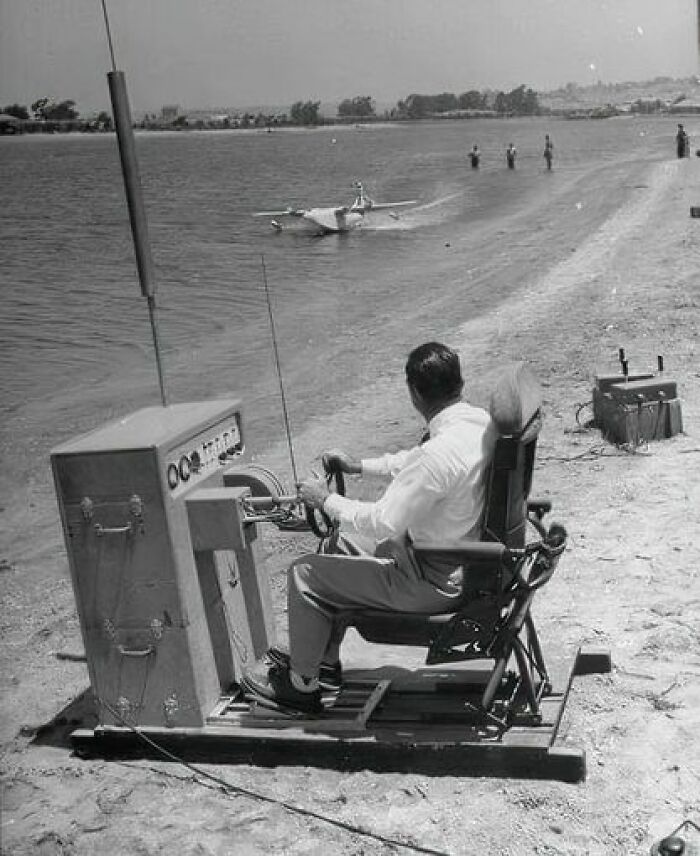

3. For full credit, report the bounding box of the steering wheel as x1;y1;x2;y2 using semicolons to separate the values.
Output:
305;461;346;539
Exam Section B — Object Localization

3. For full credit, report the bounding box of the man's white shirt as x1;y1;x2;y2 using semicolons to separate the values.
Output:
323;401;495;550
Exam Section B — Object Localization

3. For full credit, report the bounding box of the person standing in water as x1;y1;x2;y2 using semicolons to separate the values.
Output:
543;134;554;170
469;144;480;168
676;124;689;159
506;143;517;169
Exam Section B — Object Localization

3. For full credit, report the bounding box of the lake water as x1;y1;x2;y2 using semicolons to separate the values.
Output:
0;116;670;447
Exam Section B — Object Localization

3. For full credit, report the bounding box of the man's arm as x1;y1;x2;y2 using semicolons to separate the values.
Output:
324;447;415;479
298;446;420;524
323;452;444;544
360;449;414;478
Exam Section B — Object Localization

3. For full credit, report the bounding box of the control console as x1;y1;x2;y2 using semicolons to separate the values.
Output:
50;397;275;729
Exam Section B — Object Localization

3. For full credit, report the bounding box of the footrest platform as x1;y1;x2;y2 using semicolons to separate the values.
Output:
70;648;611;782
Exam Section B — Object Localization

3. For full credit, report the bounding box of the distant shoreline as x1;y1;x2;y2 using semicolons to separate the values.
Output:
4;111;699;142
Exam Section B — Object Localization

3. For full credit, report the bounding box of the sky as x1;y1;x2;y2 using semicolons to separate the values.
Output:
0;0;697;115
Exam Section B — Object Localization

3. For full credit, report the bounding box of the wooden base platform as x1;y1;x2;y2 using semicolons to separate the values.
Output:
70;648;610;783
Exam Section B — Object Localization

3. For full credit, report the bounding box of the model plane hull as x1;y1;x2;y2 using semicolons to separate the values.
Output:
302;208;364;233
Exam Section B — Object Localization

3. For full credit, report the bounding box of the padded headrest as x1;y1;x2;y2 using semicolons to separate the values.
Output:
489;362;543;440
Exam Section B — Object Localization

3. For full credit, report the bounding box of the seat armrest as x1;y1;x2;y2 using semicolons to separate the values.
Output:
414;542;508;563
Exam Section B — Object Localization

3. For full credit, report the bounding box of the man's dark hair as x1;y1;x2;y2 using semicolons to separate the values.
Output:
405;342;464;404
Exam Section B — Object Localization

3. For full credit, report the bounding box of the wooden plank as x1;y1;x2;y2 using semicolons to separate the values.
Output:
367;689;484;718
574;648;613;676
502;726;555;748
208;697;235;718
346;665;493;692
355;679;391;728
210;682;393;734
70;725;587;782
69;649;591;781
230;713;372;735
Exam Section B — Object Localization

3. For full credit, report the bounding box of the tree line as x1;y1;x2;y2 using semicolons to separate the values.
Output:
394;85;540;119
2;98;112;132
2;84;541;133
294;85;541;125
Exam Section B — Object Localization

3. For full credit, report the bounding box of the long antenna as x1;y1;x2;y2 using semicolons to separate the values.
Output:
100;0;168;406
100;0;117;72
260;255;299;487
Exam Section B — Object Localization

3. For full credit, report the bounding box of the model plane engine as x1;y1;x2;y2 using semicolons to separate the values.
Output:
51;399;278;729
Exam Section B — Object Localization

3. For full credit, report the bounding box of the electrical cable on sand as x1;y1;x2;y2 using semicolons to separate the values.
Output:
96;697;453;856
537;402;653;462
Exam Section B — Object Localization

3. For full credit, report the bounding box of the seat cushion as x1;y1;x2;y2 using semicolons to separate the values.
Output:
349;594;503;648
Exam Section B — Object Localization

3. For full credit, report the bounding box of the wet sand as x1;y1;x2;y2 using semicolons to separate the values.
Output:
1;146;699;855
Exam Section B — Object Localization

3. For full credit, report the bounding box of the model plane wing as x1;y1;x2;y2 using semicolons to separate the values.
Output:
253;208;305;218
367;200;417;211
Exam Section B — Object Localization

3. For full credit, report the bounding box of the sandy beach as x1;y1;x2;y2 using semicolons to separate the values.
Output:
2;141;700;855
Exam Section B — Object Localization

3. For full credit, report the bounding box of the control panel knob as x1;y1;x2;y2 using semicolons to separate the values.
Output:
178;455;191;481
167;464;179;489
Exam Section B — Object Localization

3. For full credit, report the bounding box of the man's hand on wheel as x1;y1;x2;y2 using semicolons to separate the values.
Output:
322;449;361;475
298;474;331;511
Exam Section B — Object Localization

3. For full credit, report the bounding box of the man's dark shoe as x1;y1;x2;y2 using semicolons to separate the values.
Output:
265;646;343;692
240;663;323;716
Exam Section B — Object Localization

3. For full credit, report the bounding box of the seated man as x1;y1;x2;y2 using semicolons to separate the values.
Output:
241;342;496;714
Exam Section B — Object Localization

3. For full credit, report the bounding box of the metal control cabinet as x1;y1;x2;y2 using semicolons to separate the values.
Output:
51;399;274;729
593;374;683;445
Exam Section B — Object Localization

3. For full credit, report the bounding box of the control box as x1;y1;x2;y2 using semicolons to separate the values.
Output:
593;372;683;446
51;399;275;729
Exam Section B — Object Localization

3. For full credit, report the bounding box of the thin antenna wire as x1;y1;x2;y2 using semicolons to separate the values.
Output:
261;255;299;487
100;0;118;71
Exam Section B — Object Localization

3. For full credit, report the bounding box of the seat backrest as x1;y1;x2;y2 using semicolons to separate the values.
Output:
481;362;543;548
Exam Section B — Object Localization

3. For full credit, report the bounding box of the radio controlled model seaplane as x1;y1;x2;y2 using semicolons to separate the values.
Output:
254;181;417;234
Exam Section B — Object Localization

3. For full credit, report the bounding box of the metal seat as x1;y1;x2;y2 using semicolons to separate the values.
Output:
346;362;566;729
